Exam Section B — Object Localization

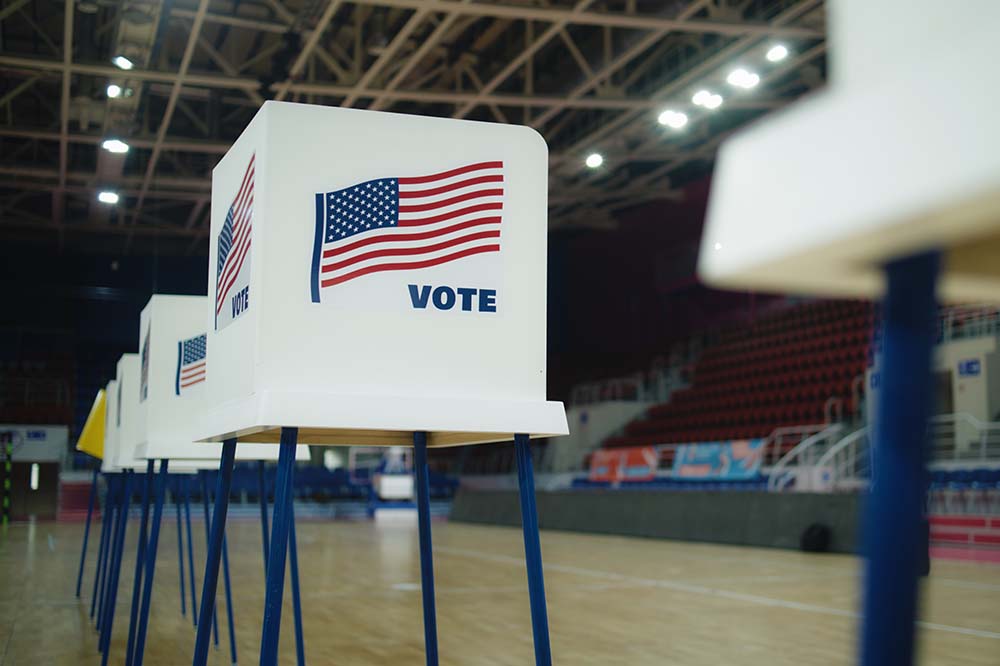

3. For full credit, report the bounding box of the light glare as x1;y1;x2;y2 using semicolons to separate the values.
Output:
657;109;688;129
692;90;711;106
704;94;723;110
112;55;134;70
585;153;604;169
726;68;760;89
106;83;122;98
101;139;129;154
98;191;120;204
766;44;789;62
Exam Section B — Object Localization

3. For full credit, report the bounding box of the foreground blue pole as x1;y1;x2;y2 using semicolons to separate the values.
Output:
860;252;938;666
192;439;237;666
259;429;297;666
96;474;118;632
125;461;154;666
90;476;111;619
198;472;220;649
133;460;169;666
288;501;305;666
413;431;439;666
100;470;133;662
258;460;270;574
76;468;99;598
184;477;200;628
515;434;552;666
175;481;187;618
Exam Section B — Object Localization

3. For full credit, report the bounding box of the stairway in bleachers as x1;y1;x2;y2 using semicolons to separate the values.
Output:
605;301;873;453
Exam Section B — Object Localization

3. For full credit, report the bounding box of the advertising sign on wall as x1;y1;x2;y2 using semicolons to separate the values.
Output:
672;439;765;480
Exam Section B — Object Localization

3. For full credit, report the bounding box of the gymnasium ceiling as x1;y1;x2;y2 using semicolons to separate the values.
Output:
0;0;827;255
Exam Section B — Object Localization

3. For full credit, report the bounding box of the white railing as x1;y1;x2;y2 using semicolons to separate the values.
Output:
928;413;1000;463
569;372;647;406
816;426;870;491
766;423;846;492
939;304;1000;342
811;413;1000;492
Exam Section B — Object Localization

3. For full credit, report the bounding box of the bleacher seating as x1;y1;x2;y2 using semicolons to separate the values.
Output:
605;301;873;452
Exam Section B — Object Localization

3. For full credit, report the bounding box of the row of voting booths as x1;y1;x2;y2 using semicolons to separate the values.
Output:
75;101;569;666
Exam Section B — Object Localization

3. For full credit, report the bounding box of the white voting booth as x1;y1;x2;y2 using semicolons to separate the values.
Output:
198;100;567;447
700;2;1000;665
100;379;120;474
135;294;308;464
192;101;565;666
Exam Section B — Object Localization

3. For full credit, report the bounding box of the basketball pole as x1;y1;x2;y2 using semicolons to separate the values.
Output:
75;467;99;598
133;460;170;666
259;429;297;666
175;480;188;619
413;430;439;666
191;439;237;666
125;460;154;666
515;434;552;666
860;252;938;666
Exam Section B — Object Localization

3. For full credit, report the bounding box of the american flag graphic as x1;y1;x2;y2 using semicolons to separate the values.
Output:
216;155;255;322
175;334;207;396
310;161;503;302
139;328;150;402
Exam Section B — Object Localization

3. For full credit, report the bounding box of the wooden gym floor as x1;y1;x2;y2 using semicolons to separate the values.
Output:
1;517;999;665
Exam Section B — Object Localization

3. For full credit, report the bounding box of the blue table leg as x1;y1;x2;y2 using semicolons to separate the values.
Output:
90;474;111;619
125;461;154;666
860;252;939;666
184;476;200;628
192;439;237;666
258;460;270;574
413;431;439;666
90;475;111;620
96;474;119;633
133;460;170;666
198;472;220;649
515;434;552;666
175;481;187;619
259;429;297;666
100;470;133;662
288;501;305;666
76;468;99;598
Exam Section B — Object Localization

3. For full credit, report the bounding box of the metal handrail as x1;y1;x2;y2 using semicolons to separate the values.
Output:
766;423;845;492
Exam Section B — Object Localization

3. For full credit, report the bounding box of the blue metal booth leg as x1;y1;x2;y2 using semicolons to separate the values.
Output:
413;431;439;666
133;460;170;666
860;252;939;666
192;439;237;666
75;468;99;598
184;476;200;629
175;480;188;619
100;470;133;662
95;473;119;633
258;428;298;666
90;474;111;619
257;460;270;573
515;434;552;666
125;460;154;666
199;472;222;653
288;498;305;666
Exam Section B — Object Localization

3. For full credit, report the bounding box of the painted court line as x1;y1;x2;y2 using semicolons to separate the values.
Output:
435;545;1000;641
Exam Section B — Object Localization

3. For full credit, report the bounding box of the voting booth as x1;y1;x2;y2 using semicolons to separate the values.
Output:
192;101;565;666
76;389;106;460
198;100;566;447
700;2;1000;665
136;294;308;463
101;379;122;474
